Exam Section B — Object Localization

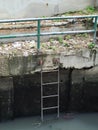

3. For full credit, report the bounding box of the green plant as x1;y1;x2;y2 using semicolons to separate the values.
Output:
53;19;61;22
78;10;84;15
88;42;95;49
63;6;97;16
52;47;56;51
85;6;95;14
83;33;88;38
42;16;46;18
48;46;52;49
64;11;77;16
41;43;46;48
66;35;71;40
0;42;4;46
48;46;56;50
49;38;54;43
63;42;69;47
77;33;88;38
48;45;56;51
58;36;63;44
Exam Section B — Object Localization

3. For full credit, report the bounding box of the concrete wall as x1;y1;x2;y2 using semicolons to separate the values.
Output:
0;0;94;19
96;0;98;6
1;67;98;121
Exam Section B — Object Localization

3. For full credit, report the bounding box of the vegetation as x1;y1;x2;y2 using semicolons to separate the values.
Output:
65;35;71;40
64;6;97;16
85;6;96;14
63;42;69;47
76;33;88;38
88;42;95;49
58;36;63;44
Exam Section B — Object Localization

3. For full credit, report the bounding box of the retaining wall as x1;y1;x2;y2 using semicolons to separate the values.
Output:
0;0;95;19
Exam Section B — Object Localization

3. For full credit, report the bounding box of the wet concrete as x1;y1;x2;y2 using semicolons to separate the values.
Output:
0;113;98;130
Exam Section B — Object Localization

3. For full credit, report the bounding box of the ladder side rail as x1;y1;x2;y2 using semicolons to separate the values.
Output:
41;66;44;121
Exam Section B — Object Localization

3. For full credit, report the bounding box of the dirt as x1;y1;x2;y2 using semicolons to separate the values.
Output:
0;10;97;56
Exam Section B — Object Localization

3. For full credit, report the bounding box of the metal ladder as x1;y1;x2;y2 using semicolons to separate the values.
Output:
40;66;60;121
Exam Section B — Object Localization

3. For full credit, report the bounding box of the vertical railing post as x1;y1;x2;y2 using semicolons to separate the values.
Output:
93;16;98;43
37;20;41;49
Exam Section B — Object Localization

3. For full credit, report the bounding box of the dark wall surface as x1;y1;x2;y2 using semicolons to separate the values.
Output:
0;68;98;121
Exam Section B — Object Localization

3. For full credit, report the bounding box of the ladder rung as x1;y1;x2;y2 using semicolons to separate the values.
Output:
42;94;58;98
41;70;59;73
42;82;58;85
42;106;59;110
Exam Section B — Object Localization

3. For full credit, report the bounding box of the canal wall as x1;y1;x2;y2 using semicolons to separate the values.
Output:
0;47;98;121
0;0;95;19
0;12;98;121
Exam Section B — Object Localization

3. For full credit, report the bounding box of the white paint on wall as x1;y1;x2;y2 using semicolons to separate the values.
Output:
0;0;95;19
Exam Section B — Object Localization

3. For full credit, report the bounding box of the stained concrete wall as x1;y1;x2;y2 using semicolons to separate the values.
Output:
0;77;13;121
1;67;98;121
0;0;95;19
0;48;97;76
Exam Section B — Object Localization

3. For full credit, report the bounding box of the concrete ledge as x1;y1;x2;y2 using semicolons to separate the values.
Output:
0;47;97;76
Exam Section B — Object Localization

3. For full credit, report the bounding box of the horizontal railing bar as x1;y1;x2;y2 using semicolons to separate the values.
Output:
0;30;94;39
0;15;97;23
0;33;37;39
40;30;94;36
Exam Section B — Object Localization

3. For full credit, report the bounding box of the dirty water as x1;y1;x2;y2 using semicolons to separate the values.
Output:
0;113;98;130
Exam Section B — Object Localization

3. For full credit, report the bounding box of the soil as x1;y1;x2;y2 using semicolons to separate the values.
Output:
0;10;97;56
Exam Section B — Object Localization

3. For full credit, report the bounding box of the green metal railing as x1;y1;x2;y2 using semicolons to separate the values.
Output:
0;15;97;49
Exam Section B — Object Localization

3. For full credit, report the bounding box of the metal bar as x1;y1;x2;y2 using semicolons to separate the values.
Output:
43;106;58;110
0;33;37;39
42;82;58;86
42;15;98;20
41;67;60;120
93;16;98;43
0;30;94;40
40;30;95;36
41;68;43;121
37;20;40;49
0;15;97;23
42;94;58;98
57;67;60;118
